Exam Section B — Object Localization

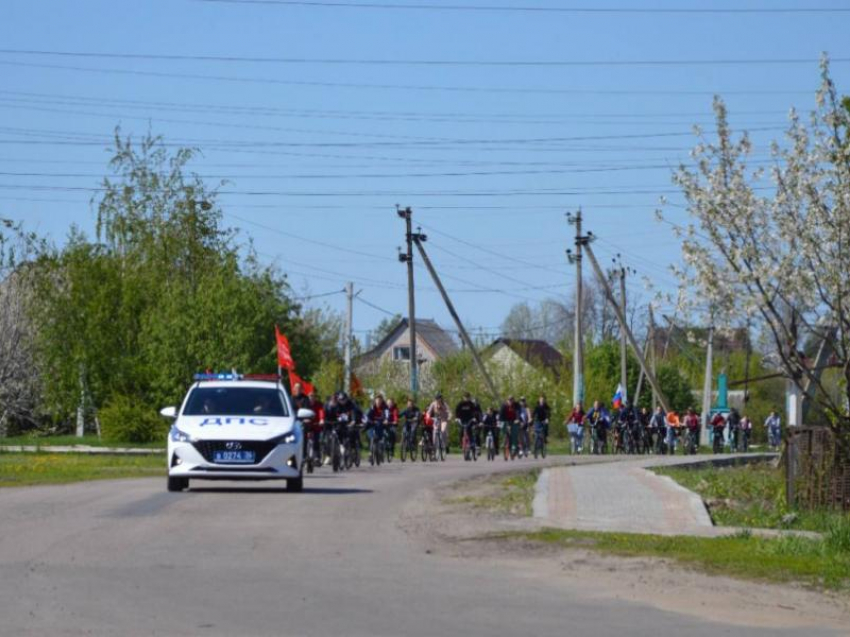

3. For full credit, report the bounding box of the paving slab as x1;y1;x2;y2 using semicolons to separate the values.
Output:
534;454;777;537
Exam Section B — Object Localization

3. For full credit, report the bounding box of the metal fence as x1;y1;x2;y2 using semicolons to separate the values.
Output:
785;426;850;511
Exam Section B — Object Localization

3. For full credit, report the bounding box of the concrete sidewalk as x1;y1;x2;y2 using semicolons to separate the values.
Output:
533;454;776;537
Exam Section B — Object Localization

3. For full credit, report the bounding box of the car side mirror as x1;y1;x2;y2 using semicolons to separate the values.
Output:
160;406;177;419
297;408;316;422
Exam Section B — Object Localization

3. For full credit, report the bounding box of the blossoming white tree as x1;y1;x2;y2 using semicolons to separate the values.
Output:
662;60;850;449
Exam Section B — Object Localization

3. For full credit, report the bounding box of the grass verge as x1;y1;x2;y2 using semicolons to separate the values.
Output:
446;469;539;517
507;527;850;591
0;434;165;449
0;452;165;487
652;461;846;533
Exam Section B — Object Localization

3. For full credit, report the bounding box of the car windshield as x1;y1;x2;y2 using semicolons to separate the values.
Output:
183;387;289;417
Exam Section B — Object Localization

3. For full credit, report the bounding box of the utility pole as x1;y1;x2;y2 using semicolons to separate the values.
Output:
412;232;500;403
344;281;354;395
566;209;585;408
397;206;419;397
612;257;634;405
649;305;658;409
582;239;671;413
701;323;714;443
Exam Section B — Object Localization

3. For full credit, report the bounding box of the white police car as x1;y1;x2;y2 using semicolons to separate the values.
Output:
161;373;313;493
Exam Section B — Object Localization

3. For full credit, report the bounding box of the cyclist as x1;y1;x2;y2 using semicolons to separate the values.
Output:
334;391;364;451
426;393;450;454
455;392;478;455
565;402;585;454
727;408;741;452
533;395;551;444
472;397;484;447
291;382;312;412
683;407;700;455
481;406;499;455
400;397;421;456
648;406;666;454
499;396;519;460
711;411;727;453
637;406;651;454
765;411;781;451
305;390;325;465
666;410;682;454
584;400;610;454
517;398;531;457
366;394;389;460
740;413;752;452
385;397;400;458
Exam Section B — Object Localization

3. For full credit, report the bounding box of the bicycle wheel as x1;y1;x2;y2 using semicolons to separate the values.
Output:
438;434;446;461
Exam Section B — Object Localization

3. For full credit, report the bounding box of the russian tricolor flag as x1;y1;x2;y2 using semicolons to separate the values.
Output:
612;384;624;409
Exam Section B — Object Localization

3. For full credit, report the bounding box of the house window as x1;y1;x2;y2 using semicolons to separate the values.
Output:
393;346;411;361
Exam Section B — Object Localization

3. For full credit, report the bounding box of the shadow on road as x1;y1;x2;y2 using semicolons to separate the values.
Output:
187;486;373;495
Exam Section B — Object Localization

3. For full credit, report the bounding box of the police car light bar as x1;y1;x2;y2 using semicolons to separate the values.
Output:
193;372;241;381
193;372;281;382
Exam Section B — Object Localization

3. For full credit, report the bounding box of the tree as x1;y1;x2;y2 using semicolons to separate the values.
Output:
370;313;402;347
0;221;43;435
663;59;850;449
28;131;317;429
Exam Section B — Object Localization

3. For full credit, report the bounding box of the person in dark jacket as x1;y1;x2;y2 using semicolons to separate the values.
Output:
533;395;551;443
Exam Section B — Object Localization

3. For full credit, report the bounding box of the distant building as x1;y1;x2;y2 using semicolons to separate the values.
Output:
354;318;458;384
485;338;565;378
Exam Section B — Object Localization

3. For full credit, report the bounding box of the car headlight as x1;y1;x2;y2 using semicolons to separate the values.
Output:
170;425;193;443
281;431;298;445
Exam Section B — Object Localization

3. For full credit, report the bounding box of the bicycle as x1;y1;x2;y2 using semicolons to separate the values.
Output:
304;428;316;474
461;421;478;462
324;421;343;473
683;428;698;455
532;424;546;459
433;425;446;462
385;424;397;462
368;423;385;466
400;424;417;462
420;426;435;462
484;426;497;461
503;420;520;461
347;424;361;469
712;427;725;454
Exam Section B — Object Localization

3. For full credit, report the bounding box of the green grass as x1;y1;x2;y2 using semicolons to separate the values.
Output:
508;526;850;590
653;461;846;533
0;434;165;449
0;452;165;487
447;469;539;517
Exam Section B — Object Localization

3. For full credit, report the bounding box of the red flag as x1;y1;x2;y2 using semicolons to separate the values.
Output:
275;325;295;370
350;372;363;397
288;369;314;396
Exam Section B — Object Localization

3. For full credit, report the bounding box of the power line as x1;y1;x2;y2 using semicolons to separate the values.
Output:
0;59;817;96
194;0;850;15
355;296;398;316
0;89;791;122
1;48;847;67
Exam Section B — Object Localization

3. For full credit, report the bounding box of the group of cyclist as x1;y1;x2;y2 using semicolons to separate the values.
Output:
291;382;553;471
565;400;779;455
291;382;781;470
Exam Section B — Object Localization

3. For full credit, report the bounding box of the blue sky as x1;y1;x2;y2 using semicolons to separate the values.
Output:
2;0;849;340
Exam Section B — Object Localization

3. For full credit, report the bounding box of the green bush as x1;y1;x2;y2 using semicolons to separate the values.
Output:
99;396;167;444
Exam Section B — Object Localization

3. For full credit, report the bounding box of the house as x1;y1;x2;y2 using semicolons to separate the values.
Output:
485;338;565;378
355;318;458;383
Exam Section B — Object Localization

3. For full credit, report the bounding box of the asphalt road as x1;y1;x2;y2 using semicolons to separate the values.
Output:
0;457;840;637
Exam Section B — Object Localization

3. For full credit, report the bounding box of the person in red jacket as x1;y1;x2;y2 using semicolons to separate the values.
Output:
306;390;325;465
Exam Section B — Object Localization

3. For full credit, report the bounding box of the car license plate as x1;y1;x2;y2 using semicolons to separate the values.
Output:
213;450;256;464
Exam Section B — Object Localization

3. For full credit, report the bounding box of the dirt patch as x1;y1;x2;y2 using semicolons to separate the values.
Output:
399;469;850;632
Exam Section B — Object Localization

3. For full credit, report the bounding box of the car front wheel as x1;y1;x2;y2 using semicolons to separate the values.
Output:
167;476;188;492
286;475;304;493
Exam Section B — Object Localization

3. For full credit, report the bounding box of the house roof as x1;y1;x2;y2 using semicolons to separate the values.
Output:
358;318;458;364
488;338;564;372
